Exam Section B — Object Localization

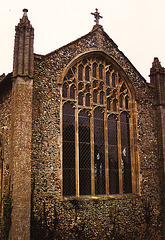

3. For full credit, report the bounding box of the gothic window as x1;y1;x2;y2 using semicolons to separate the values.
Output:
61;54;137;197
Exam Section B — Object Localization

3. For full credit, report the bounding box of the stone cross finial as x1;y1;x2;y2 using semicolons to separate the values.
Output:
23;8;28;17
91;8;103;25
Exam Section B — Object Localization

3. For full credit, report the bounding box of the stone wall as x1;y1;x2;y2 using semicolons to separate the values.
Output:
0;79;12;239
31;27;162;239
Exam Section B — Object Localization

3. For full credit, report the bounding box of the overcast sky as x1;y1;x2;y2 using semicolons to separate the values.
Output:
0;0;165;81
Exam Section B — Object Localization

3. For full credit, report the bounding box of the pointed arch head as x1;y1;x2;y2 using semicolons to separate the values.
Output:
58;50;135;101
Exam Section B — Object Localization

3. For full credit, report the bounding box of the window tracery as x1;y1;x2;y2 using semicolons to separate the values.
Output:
61;54;136;197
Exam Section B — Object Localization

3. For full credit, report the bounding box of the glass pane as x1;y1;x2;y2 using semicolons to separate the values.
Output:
120;112;132;193
119;95;123;108
86;94;90;106
106;72;110;86
93;90;97;103
100;91;104;105
94;108;105;195
85;66;90;81
108;116;119;194
63;102;75;196
125;96;129;109
113;99;117;111
112;73;116;87
99;64;103;79
70;85;75;99
78;93;83;105
93;63;97;78
78;65;83;81
79;111;91;195
107;98;111;111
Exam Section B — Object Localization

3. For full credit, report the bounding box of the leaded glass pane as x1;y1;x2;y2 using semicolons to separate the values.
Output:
63;102;75;196
70;85;75;99
79;111;91;195
120;112;132;193
108;116;119;194
94;108;105;195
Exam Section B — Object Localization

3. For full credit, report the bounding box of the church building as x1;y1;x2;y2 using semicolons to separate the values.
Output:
0;8;164;240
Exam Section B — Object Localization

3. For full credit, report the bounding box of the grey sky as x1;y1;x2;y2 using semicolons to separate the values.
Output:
0;0;165;81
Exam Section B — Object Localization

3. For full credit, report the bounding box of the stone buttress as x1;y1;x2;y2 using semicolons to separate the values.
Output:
10;9;34;240
150;57;165;239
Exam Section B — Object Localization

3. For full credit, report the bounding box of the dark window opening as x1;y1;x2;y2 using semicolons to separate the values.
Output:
106;72;110;86
78;93;83;105
70;85;75;99
108;116;119;194
94;108;105;195
63;102;76;196
107;98;111;111
99;64;103;79
78;65;83;81
79;111;91;195
112;73;116;87
120;112;132;193
85;66;90;81
119;95;123;108
125;96;129;109
100;91;104;105
113;99;117;112
93;63;97;78
93;90;97;103
86;94;90;106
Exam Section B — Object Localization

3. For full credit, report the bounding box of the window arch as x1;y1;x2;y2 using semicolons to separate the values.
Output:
61;53;138;197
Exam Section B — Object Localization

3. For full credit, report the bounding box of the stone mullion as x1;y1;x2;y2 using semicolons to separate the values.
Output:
129;101;139;194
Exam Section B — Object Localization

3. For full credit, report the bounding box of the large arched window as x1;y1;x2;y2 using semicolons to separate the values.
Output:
61;53;137;197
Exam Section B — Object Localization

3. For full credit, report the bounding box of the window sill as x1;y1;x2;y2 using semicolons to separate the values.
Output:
62;193;139;202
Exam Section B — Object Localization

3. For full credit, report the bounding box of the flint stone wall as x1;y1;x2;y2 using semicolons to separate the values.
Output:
31;28;162;239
